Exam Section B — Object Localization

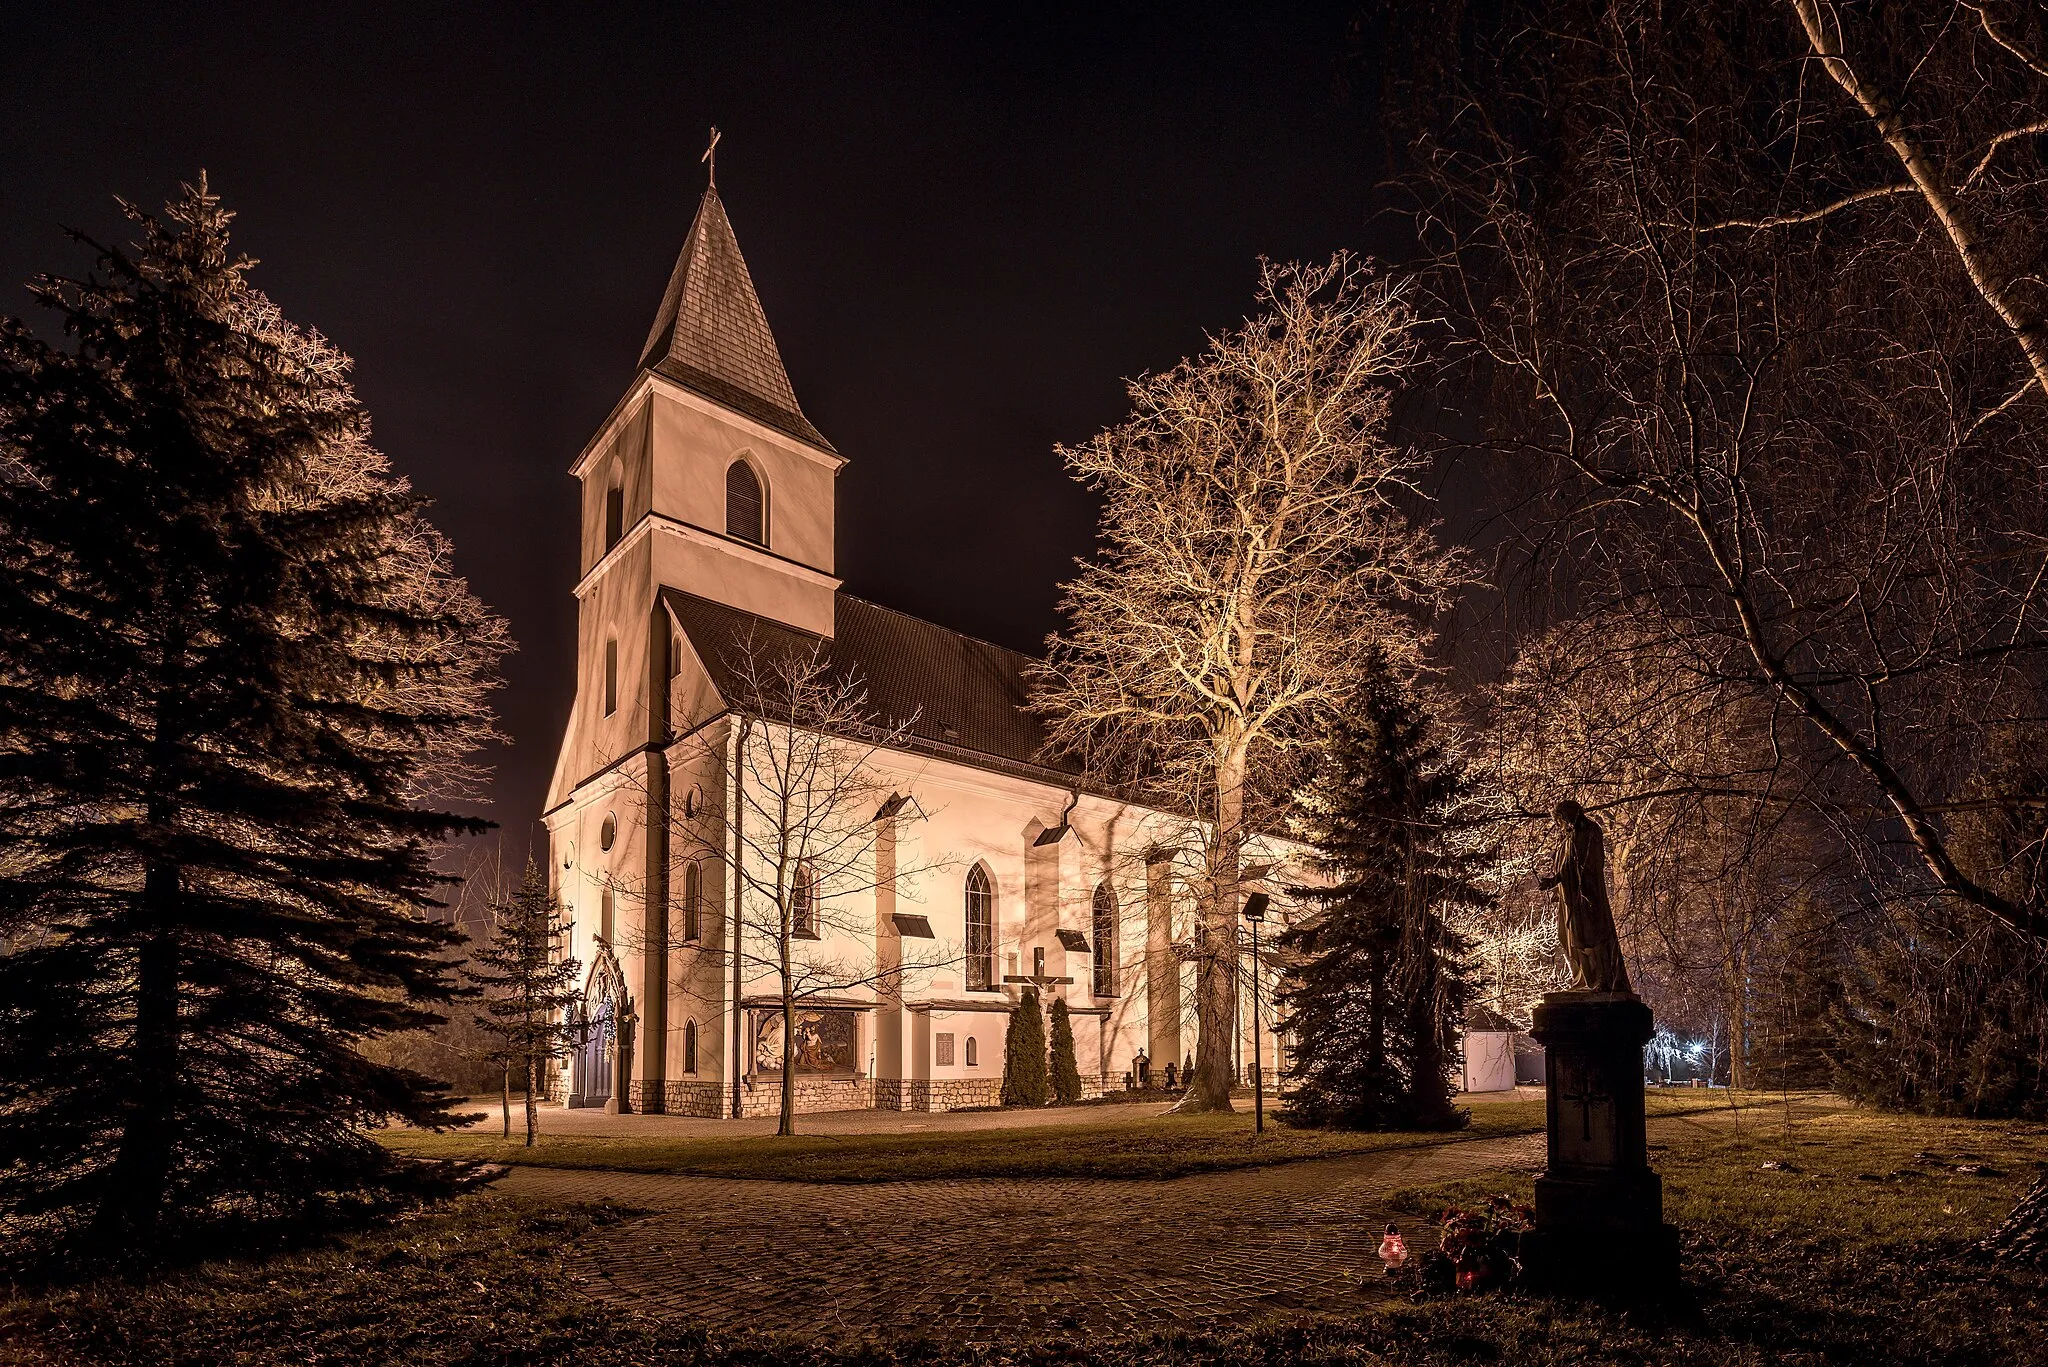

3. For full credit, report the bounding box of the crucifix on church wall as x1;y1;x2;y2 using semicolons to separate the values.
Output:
1004;944;1073;991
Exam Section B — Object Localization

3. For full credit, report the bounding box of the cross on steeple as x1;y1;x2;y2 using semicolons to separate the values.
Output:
701;126;722;188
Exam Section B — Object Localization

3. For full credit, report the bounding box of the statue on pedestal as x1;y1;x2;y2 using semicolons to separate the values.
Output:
1519;798;1678;1294
1538;800;1631;995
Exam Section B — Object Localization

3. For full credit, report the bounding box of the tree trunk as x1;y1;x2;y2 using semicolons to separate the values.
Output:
779;976;798;1137
501;1064;511;1139
1181;747;1245;1113
524;1057;539;1147
1726;975;1748;1092
95;857;182;1246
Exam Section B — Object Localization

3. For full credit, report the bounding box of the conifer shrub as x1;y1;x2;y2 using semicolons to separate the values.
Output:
1000;987;1048;1106
1048;997;1084;1103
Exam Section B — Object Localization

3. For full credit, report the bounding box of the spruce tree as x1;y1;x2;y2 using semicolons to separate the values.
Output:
1047;996;1084;1104
1276;657;1487;1130
0;182;508;1257
1000;987;1049;1106
463;863;582;1147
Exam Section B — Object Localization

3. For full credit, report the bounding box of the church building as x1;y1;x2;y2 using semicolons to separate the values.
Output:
543;180;1274;1117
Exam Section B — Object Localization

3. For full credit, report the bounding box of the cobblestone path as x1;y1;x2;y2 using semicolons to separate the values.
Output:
499;1133;1549;1344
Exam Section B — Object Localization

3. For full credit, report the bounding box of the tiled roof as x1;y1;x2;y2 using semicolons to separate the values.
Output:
661;588;1081;784
638;189;834;453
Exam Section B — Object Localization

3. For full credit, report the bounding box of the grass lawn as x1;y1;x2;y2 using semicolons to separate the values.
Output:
376;1091;1774;1182
11;1101;2046;1366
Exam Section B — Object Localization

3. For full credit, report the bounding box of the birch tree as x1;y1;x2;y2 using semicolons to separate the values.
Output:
1381;0;2048;1250
1395;0;2048;941
678;636;955;1135
1033;256;1469;1111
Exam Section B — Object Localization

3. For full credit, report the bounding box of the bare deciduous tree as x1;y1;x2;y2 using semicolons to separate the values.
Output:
1398;0;2048;939
668;636;957;1135
1033;256;1470;1111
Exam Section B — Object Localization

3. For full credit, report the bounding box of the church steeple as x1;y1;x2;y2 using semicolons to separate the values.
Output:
637;186;833;452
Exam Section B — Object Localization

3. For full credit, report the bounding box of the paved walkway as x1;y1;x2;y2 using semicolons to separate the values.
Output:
502;1132;1548;1344
495;1097;1801;1345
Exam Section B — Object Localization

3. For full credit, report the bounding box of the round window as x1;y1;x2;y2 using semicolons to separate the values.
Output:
599;813;616;851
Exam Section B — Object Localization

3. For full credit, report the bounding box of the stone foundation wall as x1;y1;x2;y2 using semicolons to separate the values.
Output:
734;1076;876;1118
876;1078;1004;1111
624;1079;727;1117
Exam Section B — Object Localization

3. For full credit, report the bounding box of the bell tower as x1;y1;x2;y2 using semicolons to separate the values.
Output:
545;164;842;1113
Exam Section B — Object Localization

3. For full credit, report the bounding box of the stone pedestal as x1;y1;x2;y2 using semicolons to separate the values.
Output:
1517;992;1680;1294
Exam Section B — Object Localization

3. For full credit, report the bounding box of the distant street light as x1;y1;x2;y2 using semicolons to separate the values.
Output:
1243;891;1270;1135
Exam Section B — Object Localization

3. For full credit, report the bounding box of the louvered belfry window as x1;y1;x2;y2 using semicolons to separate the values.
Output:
726;460;764;545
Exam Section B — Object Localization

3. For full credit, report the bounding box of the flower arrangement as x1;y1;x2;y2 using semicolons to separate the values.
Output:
1409;1194;1534;1297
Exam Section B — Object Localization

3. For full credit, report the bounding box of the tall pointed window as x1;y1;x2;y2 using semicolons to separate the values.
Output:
603;636;618;715
683;1019;699;1074
791;861;819;939
603;477;624;552
683;861;702;943
726;460;765;545
964;864;995;992
1092;882;1119;997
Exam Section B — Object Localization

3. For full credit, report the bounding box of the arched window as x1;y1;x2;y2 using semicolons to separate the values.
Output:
683;1019;699;1074
603;475;624;552
1092;882;1119;997
726;460;765;545
683;861;702;943
603;636;619;715
965;1037;979;1067
964;864;995;991
600;887;615;944
791;861;819;939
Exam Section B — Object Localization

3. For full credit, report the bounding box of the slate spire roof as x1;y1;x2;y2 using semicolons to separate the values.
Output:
638;187;833;452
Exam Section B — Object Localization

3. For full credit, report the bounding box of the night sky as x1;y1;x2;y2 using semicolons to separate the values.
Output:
3;3;1398;852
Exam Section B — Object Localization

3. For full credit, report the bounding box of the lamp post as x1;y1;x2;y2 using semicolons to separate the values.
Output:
1242;891;1270;1135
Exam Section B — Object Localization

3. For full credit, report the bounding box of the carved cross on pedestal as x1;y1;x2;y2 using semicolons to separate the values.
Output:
1558;1060;1609;1143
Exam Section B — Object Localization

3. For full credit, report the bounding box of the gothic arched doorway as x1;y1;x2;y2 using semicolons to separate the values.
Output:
567;941;632;1109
